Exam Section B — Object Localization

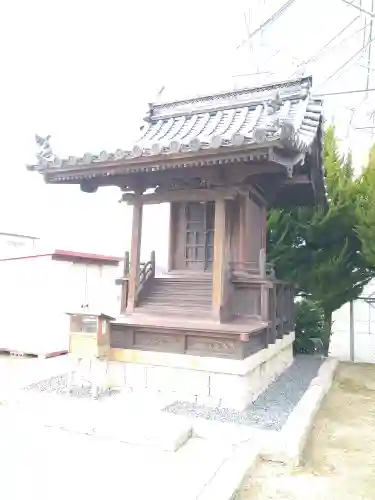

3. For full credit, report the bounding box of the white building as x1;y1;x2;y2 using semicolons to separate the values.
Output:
330;280;375;363
0;232;39;259
0;237;122;357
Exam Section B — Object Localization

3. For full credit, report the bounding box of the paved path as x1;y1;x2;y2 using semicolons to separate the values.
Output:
0;354;236;500
0;417;232;500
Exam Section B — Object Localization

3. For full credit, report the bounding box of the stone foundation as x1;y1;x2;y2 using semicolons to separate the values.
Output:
106;332;295;411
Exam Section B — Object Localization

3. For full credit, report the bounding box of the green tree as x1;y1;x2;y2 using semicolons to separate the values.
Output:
357;143;375;266
268;126;375;353
294;299;325;355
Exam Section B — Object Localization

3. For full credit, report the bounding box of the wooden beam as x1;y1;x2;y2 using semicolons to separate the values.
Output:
238;194;249;263
126;200;143;313
122;187;240;206
280;174;310;185
212;198;228;322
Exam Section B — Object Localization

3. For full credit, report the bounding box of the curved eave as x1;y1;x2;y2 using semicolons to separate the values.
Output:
40;141;316;184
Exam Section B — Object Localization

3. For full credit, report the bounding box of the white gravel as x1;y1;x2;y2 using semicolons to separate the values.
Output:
24;373;119;399
164;355;323;431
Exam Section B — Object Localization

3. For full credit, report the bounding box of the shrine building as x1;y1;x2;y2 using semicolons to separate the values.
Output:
28;76;325;410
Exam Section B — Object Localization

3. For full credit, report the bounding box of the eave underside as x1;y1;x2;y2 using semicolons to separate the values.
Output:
41;142;325;207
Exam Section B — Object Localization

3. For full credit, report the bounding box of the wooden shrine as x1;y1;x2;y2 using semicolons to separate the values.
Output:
67;312;113;359
27;76;325;378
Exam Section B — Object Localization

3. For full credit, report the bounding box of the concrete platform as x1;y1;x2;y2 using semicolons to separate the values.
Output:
0;417;238;500
5;389;192;452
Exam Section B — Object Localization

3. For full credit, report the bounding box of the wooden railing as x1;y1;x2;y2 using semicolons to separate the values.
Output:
137;251;155;298
228;250;294;338
116;250;155;313
268;281;295;343
229;249;275;281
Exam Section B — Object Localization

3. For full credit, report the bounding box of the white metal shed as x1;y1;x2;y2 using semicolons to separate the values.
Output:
0;249;121;357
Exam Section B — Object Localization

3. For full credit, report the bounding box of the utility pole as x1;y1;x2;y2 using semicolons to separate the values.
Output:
367;0;375;139
349;300;355;362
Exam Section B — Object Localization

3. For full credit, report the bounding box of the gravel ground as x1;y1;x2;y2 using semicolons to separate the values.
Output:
164;355;322;431
23;373;119;399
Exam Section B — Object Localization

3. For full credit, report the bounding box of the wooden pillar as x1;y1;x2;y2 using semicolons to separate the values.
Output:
212;198;228;322
168;203;174;272
126;200;143;313
260;203;267;254
238;194;249;263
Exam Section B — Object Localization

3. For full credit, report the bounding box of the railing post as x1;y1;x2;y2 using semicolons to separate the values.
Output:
259;248;266;278
150;250;156;278
271;284;277;342
120;251;130;314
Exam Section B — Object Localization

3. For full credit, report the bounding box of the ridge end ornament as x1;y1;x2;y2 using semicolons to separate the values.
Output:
34;133;56;169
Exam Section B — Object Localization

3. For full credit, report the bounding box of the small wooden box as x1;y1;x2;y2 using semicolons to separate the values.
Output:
67;312;114;359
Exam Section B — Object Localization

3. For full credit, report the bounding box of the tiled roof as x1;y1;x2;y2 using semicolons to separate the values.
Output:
28;76;323;172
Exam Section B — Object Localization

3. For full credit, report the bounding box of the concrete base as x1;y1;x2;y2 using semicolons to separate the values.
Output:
106;332;295;411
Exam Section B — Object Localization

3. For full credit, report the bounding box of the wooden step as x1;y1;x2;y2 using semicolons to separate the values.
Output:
135;306;211;317
140;299;211;309
150;288;212;296
153;284;212;291
155;278;212;285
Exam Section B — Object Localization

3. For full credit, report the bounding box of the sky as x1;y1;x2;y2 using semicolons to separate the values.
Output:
0;0;374;263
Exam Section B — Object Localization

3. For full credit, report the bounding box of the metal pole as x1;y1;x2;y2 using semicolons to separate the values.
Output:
349;300;355;362
366;0;374;98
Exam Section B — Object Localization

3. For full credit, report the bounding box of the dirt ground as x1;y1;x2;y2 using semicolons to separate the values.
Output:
239;362;375;500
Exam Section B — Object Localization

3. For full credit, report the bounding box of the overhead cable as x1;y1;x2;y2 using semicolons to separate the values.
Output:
314;87;375;97
236;0;299;50
297;16;361;68
317;34;375;90
341;0;375;18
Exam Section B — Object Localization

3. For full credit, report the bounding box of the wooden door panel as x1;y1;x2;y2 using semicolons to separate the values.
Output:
171;201;215;271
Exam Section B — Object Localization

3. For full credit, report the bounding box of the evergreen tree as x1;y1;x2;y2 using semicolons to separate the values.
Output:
267;126;375;353
357;143;375;267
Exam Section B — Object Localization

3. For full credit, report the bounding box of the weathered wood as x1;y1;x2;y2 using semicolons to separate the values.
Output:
238;194;249;263
120;251;130;314
109;317;269;360
212;198;228;322
122;187;240;206
126;201;143;312
168;203;175;271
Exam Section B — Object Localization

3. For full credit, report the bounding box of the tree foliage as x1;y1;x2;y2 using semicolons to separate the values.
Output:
294;299;325;355
267;126;375;352
357;143;375;267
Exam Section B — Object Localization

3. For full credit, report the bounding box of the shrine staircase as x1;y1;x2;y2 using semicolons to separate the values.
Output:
136;274;212;317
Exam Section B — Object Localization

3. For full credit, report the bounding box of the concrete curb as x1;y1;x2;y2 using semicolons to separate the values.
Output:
265;357;339;466
197;440;259;500
192;355;340;500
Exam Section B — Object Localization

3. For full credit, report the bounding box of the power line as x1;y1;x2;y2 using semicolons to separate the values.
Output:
236;0;299;50
314;87;375;97
341;0;375;18
297;15;361;69
318;34;375;90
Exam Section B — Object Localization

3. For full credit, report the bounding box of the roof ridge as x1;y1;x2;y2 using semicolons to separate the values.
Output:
149;76;313;110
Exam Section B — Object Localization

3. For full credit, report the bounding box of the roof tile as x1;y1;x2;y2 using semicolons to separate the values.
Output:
28;76;323;173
